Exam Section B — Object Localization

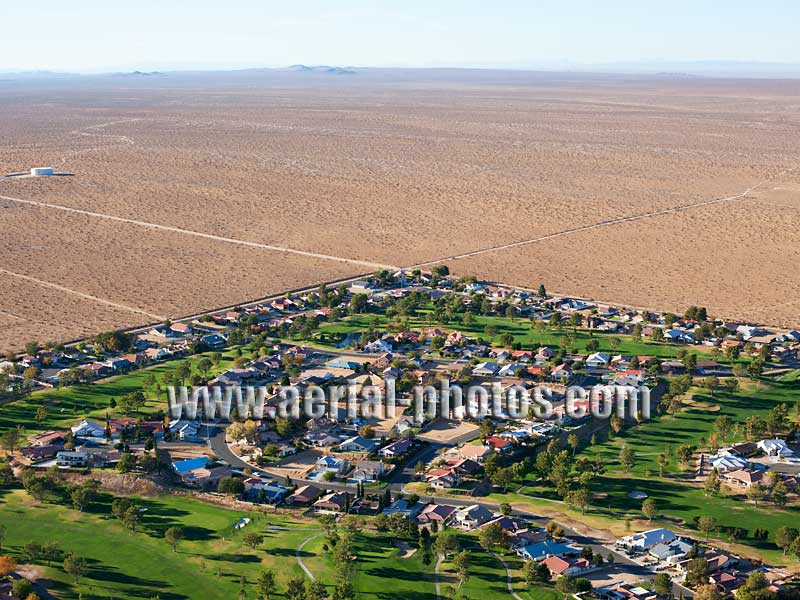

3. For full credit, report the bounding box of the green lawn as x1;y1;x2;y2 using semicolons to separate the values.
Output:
301;530;437;599
0;488;316;599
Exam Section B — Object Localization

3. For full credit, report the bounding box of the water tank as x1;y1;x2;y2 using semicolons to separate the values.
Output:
30;167;54;176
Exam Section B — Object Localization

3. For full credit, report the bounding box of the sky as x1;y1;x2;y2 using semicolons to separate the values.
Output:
1;0;798;73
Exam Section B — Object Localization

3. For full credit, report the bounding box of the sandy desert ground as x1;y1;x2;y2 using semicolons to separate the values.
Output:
1;69;799;348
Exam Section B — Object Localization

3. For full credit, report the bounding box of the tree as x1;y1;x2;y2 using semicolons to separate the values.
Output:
490;467;514;491
244;533;265;550
697;515;716;540
772;481;788;506
63;553;86;584
654;572;673;598
538;284;547;298
499;502;512;516
684;558;709;588
119;390;146;415
218;477;245;495
285;576;306;600
775;527;799;555
453;550;471;587
433;528;460;559
0;555;17;576
117;452;137;473
568;488;592;514
737;572;774;600
123;505;141;531
478;522;506;550
567;433;580;456
358;424;375;439
525;559;552;584
694;584;724;600
256;569;278;600
704;469;721;496
11;579;32;599
642;498;658;522
620;445;636;472
70;481;98;512
714;415;732;442
0;426;23;454
165;526;184;552
747;483;765;506
306;580;327;600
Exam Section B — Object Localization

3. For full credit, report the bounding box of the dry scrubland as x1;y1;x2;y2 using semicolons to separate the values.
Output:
1;70;800;348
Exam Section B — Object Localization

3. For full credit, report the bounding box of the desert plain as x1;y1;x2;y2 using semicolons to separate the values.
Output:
1;69;799;349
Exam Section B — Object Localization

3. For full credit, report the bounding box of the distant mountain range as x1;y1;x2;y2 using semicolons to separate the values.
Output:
2;61;800;79
287;65;356;75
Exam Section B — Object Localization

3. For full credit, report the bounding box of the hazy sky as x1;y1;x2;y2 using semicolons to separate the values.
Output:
2;0;798;72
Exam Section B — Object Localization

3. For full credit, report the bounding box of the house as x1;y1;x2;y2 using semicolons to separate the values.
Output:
316;455;350;476
498;363;526;378
416;503;456;525
757;438;796;459
486;436;513;453
169;419;200;441
383;498;424;520
349;496;382;515
70;420;106;439
618;528;676;551
648;538;693;564
185;465;232;487
602;583;658;600
704;551;737;572
172;456;210;477
348;281;376;295
243;478;290;503
201;333;227;348
313;491;351;514
452;504;494;530
378;439;412;458
472;362;500;376
542;555;591;577
480;516;527;534
721;468;764;488
30;430;67;447
426;467;462;489
709;454;749;473
449;458;483;477
516;539;582;561
710;571;747;595
287;485;323;506
364;339;393;353
21;445;63;463
338;436;380;453
453;444;491;463
88;450;122;468
586;352;611;368
550;363;573;382
350;460;386;483
56;450;89;467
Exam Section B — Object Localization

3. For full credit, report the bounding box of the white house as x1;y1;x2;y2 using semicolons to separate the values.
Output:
56;450;89;467
71;419;106;438
618;528;676;551
337;436;380;453
472;362;500;376
452;504;494;530
378;439;412;458
586;352;611;368
757;439;796;459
